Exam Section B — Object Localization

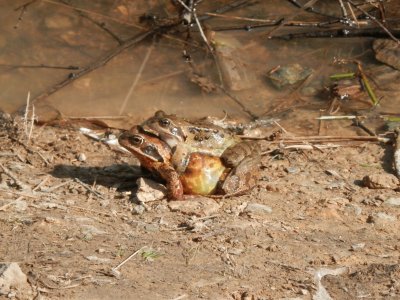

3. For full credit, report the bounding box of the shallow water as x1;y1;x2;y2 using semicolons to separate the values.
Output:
0;0;399;131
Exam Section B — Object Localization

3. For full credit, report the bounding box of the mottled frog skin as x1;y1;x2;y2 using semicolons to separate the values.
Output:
141;111;262;195
118;126;184;200
119;125;261;198
141;111;240;173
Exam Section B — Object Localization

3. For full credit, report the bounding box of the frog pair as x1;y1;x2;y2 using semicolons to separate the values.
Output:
119;111;261;200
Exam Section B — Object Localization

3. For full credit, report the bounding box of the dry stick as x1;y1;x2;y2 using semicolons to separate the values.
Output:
0;163;30;191
347;0;399;43
203;12;276;23
0;189;37;199
118;39;155;115
394;128;400;179
32;176;50;192
113;246;147;271
74;178;105;200
27;105;35;142
347;2;359;28
42;179;73;193
23;92;30;136
0;196;24;211
267;0;321;38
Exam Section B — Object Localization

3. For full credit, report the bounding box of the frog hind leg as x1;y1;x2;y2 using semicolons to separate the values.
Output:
219;154;261;195
220;141;261;168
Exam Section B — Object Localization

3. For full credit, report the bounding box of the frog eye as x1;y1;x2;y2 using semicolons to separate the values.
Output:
159;118;170;128
129;135;143;146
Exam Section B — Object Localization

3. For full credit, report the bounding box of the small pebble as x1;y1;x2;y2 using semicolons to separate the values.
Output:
244;203;273;214
77;153;87;162
385;197;400;207
367;212;397;224
363;173;399;189
285;166;299;174
351;243;366;251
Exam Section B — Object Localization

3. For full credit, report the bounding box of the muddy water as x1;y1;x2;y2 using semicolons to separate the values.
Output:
0;0;399;129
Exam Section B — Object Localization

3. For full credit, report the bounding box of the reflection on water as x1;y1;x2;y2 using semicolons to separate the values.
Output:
0;0;399;132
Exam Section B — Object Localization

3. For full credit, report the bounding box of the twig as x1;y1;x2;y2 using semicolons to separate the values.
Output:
27;105;35;142
34;150;50;166
0;196;24;211
23;92;30;136
112;246;147;271
0;189;38;199
203;12;275;23
316;115;357;120
347;0;399;43
14;0;38;29
41;179;73;193
267;0;321;38
394;128;400;179
118;38;155;115
32;176;50;192
217;86;257;120
0;64;79;70
0;163;30;191
74;178;105;200
28;29;159;107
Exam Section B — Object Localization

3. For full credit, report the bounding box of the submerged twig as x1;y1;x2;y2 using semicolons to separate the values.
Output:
27;29;160;108
347;0;399;43
118;38;155;115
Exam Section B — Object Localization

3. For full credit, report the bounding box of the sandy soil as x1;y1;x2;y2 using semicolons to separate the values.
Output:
0;113;399;300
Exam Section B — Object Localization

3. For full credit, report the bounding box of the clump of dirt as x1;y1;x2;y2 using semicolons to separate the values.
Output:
0;113;399;299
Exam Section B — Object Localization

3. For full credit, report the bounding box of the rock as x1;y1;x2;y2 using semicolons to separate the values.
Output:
267;63;312;89
243;203;273;215
285;166;299;174
144;224;159;232
77;153;87;162
344;204;362;216
168;197;221;216
0;263;32;297
373;39;400;70
132;204;146;215
385;197;400;207
85;256;111;263
363;173;399;189
135;178;167;202
80;224;108;236
351;243;366;251
14;199;27;212
367;212;397;224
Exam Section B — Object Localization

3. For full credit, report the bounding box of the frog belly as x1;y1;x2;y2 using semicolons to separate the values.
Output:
180;153;226;195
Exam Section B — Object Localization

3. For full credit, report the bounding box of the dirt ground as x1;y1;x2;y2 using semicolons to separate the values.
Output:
0;113;399;300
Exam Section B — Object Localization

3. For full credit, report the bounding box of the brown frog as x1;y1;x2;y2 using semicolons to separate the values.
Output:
119;126;231;199
141;111;262;189
118;126;184;200
119;126;260;198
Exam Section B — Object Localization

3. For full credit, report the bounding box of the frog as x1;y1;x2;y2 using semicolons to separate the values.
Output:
141;110;261;186
118;126;184;200
119;126;260;198
140;110;256;172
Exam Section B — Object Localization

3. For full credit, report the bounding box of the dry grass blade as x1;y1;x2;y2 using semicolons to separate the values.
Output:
394;128;400;179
